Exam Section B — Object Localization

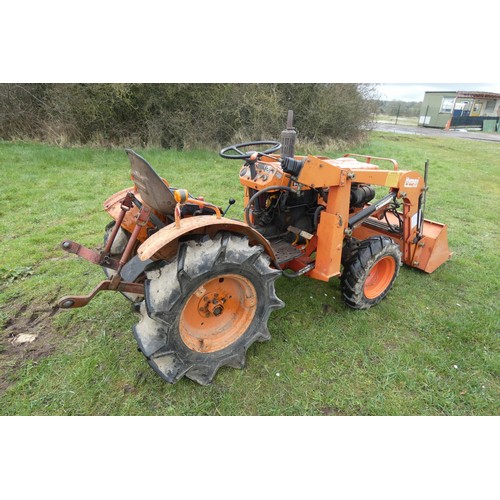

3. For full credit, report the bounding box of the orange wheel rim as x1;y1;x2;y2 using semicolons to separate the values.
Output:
180;274;257;353
364;256;396;299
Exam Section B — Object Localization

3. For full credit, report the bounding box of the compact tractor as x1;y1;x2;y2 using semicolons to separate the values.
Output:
58;112;451;385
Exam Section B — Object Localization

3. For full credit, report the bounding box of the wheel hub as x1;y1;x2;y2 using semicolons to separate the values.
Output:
364;256;396;299
198;292;227;318
180;274;257;353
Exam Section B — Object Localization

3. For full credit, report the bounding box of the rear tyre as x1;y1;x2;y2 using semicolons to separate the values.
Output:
340;236;401;310
133;232;284;385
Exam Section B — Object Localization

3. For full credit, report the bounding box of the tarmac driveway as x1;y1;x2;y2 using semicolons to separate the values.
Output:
373;123;500;143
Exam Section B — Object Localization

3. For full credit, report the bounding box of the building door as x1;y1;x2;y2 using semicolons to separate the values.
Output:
471;102;483;116
453;101;470;117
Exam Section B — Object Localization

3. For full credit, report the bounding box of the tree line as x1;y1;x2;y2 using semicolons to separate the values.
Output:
0;83;379;149
377;99;422;117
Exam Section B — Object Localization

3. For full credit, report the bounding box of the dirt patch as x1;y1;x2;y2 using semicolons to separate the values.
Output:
318;406;349;416
0;297;61;396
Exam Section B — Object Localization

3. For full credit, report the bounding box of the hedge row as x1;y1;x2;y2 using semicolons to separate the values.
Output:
0;83;378;148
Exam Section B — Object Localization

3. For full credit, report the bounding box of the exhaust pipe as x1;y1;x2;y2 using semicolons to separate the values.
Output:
280;110;297;159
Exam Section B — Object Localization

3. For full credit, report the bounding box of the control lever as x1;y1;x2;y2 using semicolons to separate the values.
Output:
223;198;236;216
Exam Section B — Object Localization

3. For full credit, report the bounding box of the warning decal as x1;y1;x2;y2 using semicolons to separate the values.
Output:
404;177;419;188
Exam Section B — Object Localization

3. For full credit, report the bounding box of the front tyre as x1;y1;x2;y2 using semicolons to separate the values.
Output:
133;232;284;385
340;236;401;310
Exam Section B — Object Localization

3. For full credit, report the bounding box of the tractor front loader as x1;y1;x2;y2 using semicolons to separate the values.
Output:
58;112;451;385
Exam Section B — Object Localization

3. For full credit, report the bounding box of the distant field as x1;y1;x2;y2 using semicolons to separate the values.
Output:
1;133;499;415
375;114;419;126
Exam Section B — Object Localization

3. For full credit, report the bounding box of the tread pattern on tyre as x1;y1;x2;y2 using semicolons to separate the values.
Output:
340;235;401;310
133;232;284;385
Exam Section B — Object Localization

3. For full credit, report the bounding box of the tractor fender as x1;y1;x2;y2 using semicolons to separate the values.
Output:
137;215;277;264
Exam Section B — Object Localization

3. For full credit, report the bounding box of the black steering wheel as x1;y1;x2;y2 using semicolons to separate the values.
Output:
219;140;281;160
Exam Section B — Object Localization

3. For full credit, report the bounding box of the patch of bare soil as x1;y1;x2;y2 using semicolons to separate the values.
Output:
0;297;61;396
319;407;351;416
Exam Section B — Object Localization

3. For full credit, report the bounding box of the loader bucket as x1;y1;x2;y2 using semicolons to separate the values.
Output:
412;219;452;273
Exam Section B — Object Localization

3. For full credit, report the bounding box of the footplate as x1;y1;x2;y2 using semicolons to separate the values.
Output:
269;239;304;264
58;280;145;309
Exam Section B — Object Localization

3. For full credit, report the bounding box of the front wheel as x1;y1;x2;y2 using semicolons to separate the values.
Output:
133;232;284;385
340;236;401;310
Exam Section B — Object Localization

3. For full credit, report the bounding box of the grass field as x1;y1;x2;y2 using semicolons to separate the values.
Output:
375;114;419;126
0;132;499;415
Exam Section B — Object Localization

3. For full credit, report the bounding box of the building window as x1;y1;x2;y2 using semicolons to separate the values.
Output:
440;97;455;113
485;100;496;113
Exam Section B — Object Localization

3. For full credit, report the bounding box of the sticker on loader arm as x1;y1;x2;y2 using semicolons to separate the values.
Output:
411;212;419;229
404;177;419;188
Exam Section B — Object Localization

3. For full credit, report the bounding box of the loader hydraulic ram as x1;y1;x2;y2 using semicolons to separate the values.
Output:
58;111;451;385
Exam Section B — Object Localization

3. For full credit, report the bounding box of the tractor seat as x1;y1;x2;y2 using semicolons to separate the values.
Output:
126;148;177;216
126;149;218;219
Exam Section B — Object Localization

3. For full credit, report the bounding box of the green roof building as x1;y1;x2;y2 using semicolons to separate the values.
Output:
419;90;500;130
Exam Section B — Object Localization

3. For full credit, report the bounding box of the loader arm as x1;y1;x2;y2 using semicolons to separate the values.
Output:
296;155;451;276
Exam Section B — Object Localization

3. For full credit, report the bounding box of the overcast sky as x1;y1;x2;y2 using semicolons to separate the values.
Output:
378;83;500;102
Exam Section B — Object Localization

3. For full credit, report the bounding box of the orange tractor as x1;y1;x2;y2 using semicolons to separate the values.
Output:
58;112;451;385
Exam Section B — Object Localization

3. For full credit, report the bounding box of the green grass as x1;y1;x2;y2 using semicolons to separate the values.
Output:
1;134;499;415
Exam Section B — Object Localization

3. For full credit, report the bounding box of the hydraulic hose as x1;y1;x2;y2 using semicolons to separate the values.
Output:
313;205;325;229
244;185;296;229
